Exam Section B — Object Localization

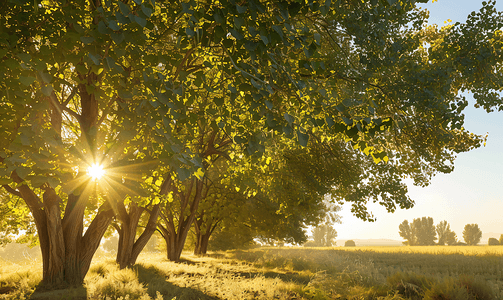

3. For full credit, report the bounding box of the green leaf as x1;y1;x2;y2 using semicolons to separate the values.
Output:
314;32;321;45
111;32;125;44
260;35;269;45
297;130;309;147
30;176;47;188
213;12;224;24
236;4;247;14
17;53;31;63
41;85;53;96
108;20;121;31
80;36;95;44
19;76;36;86
88;53;101;65
141;5;153;17
176;167;191;181
39;71;52;83
135;16;147;28
118;1;130;15
47;177;60;188
15;167;31;180
284;113;294;126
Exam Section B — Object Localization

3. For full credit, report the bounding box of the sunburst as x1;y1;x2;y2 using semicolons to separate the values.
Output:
87;163;105;181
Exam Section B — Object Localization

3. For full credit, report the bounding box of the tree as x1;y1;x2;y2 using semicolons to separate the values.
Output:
345;240;356;247
445;231;458;246
436;220;456;246
399;220;415;246
499;234;503;245
399;217;436;246
312;224;337;247
488;238;499;246
463;224;482;246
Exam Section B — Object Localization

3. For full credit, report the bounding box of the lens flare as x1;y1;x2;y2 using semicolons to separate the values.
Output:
87;163;105;180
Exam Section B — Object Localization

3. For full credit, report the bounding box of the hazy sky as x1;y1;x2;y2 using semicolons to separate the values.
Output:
336;0;503;241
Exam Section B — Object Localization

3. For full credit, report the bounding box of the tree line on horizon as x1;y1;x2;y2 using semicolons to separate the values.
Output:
1;0;503;289
398;217;502;246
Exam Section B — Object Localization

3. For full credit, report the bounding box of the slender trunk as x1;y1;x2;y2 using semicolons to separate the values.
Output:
194;231;211;256
116;204;160;269
163;218;193;262
194;217;220;256
159;179;204;262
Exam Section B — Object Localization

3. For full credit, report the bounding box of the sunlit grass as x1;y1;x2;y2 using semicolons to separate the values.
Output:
1;246;502;299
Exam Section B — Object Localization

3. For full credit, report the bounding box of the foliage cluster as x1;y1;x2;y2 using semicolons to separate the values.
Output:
488;238;500;246
345;240;356;247
463;224;483;246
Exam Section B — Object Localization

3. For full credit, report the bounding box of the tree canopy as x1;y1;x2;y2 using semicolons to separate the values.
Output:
463;224;482;246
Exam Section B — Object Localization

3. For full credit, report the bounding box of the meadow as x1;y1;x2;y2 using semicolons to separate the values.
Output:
0;246;502;299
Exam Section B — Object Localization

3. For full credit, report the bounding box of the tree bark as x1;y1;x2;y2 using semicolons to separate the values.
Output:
26;190;113;287
158;178;204;262
116;203;160;269
194;216;220;256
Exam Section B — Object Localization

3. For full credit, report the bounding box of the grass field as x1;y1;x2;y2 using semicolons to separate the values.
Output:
0;246;502;299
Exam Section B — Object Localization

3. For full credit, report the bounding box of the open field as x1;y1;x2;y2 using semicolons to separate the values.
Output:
0;246;502;299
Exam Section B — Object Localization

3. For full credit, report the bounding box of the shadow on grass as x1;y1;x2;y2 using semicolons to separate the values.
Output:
134;264;218;300
29;284;87;300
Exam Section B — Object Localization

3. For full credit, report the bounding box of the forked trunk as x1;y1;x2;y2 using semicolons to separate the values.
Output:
26;187;114;287
193;217;220;256
116;204;160;269
159;215;194;262
158;179;204;262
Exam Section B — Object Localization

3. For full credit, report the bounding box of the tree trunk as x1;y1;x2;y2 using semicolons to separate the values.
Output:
194;217;220;256
116;204;160;269
159;216;194;262
194;231;211;256
158;178;205;262
13;181;114;287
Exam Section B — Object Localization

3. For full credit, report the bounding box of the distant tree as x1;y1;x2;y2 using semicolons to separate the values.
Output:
312;224;337;247
463;224;482;245
445;231;458;246
399;220;415;246
436;220;456;245
345;240;356;247
412;217;437;246
303;241;317;247
399;217;437;246
499;234;503;245
488;238;500;246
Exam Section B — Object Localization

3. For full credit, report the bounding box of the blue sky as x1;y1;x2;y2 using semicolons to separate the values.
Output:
336;0;503;242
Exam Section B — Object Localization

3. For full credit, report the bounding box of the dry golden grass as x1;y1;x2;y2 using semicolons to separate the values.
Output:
0;246;502;299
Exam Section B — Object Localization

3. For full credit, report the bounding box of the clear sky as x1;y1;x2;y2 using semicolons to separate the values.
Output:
336;0;503;241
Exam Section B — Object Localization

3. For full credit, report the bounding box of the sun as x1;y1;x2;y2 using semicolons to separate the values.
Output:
87;163;105;180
